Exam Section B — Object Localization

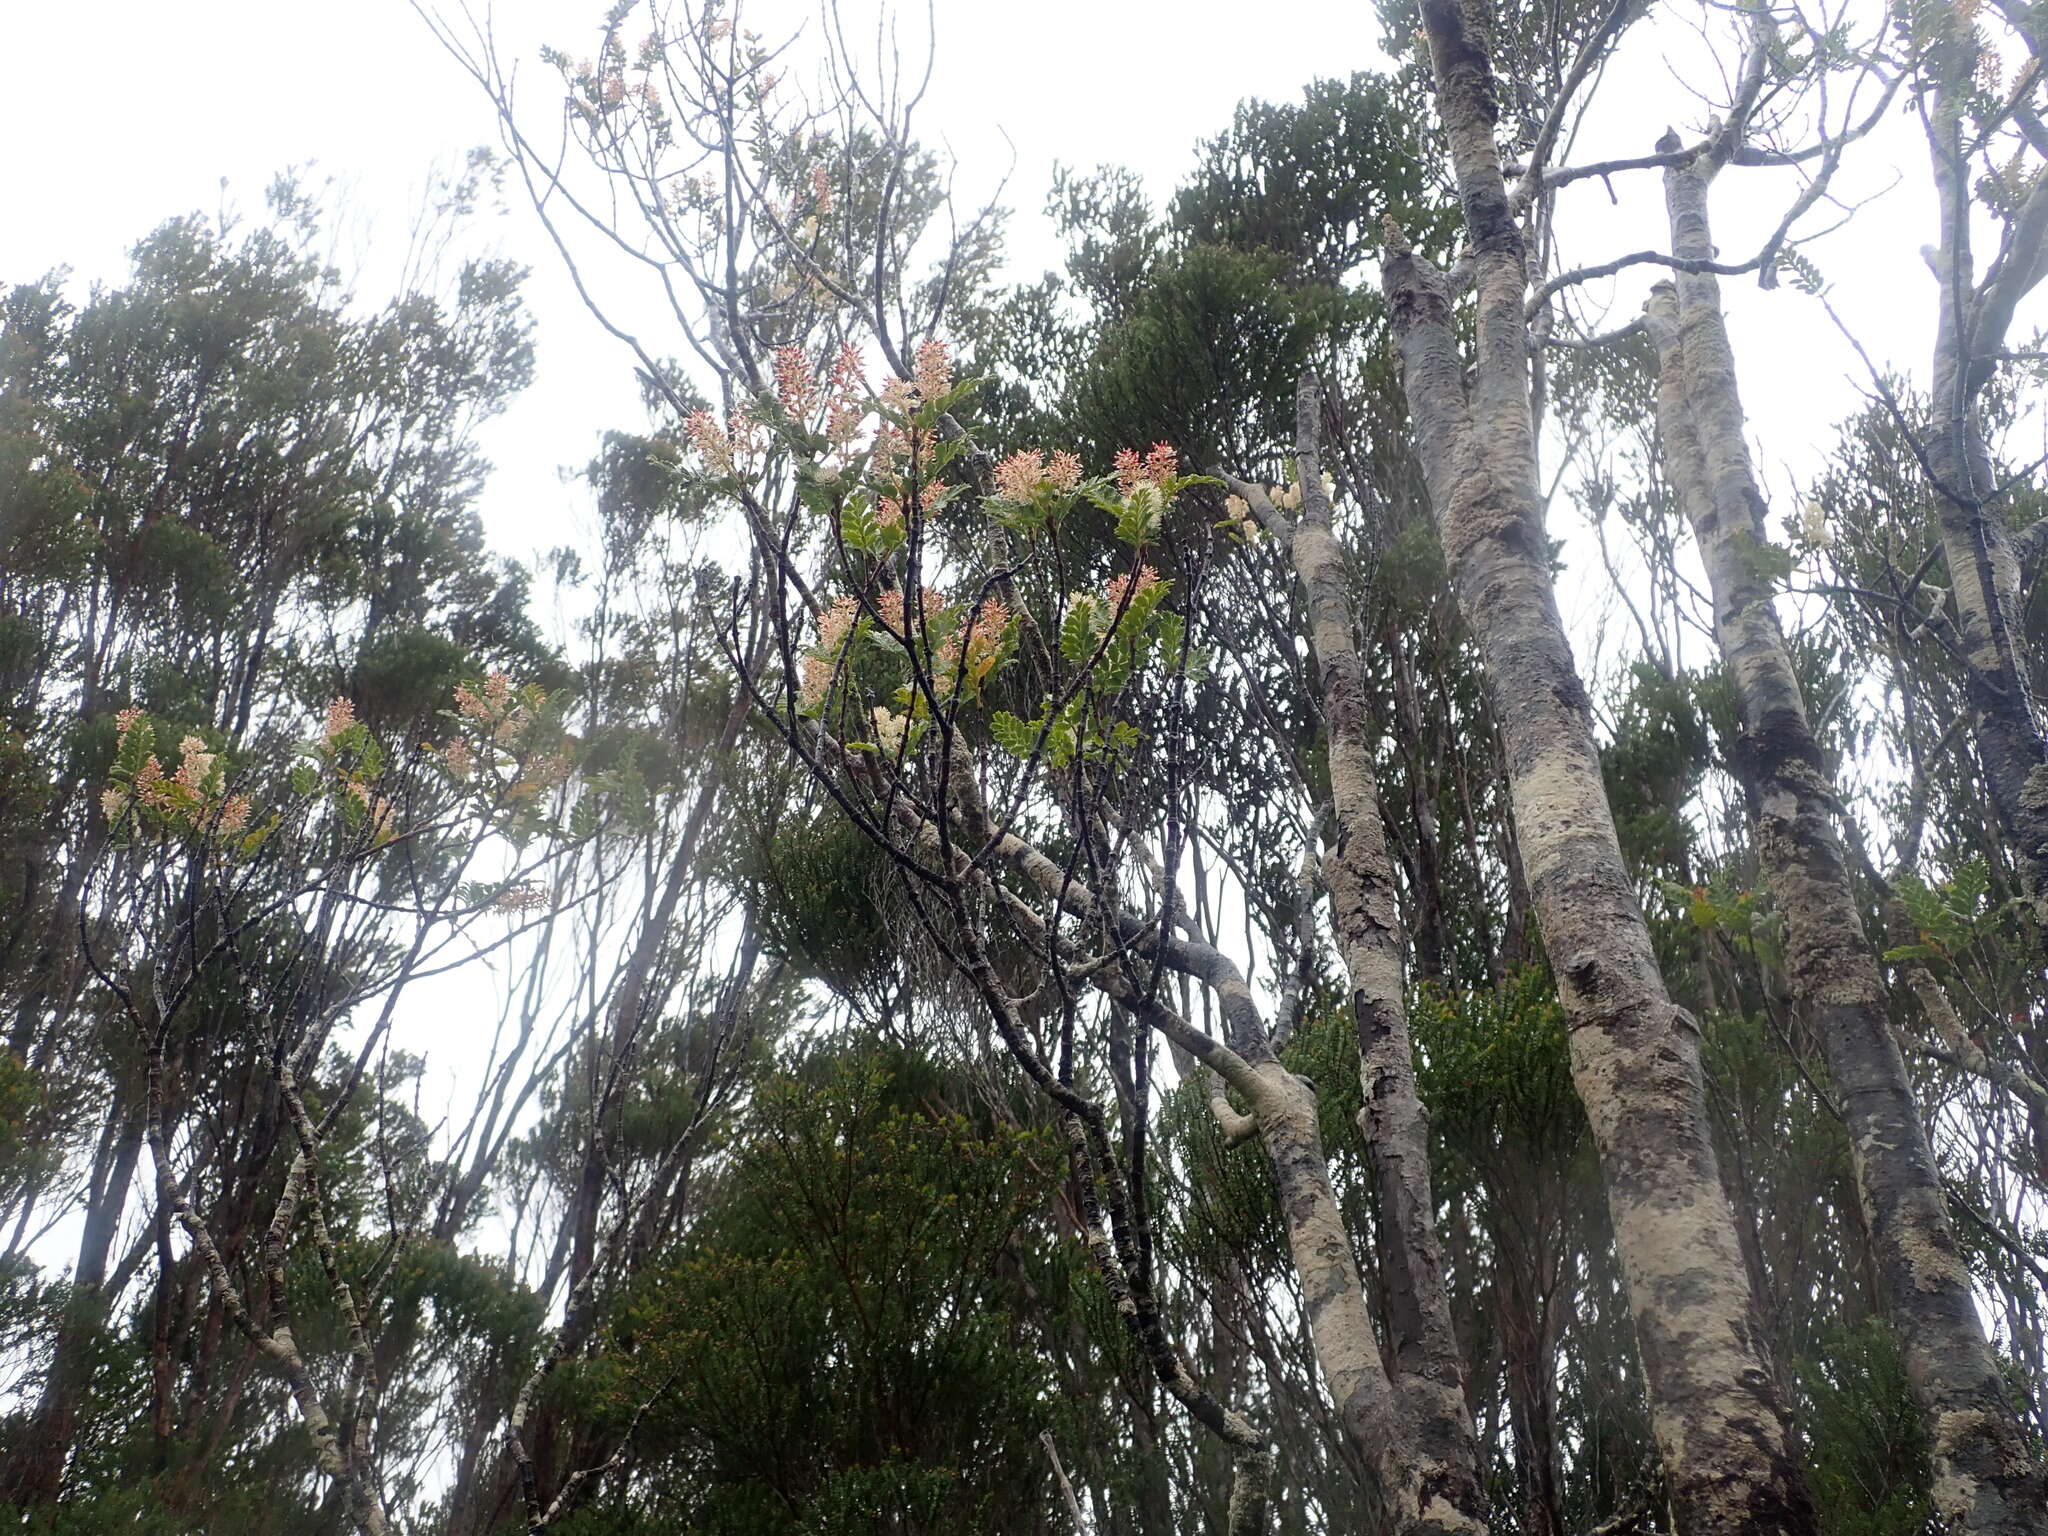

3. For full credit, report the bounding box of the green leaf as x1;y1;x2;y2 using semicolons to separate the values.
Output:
1114;485;1162;546
988;711;1037;760
1044;717;1078;768
113;717;155;778
1153;610;1186;665
1734;532;1796;588
838;493;880;555
1948;856;1990;915
1059;602;1099;666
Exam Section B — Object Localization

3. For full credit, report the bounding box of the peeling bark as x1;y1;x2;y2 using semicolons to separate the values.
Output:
1380;4;1814;1530
1649;141;2048;1536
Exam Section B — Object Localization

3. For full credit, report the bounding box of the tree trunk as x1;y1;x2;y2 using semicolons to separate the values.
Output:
1924;27;2048;931
1251;375;1486;1531
1649;143;2048;1536
1252;1063;1484;1536
1381;6;1814;1531
3;1092;143;1506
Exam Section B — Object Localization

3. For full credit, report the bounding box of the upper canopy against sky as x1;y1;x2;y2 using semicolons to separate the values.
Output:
1;0;1982;617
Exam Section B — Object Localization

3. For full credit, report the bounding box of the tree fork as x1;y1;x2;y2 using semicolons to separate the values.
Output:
1221;369;1488;1532
1383;3;1815;1529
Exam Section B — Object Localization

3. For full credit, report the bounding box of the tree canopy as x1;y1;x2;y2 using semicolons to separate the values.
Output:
7;1;2048;1533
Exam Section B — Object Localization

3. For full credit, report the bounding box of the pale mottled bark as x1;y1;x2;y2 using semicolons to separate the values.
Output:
145;1054;393;1536
1924;29;2048;932
1256;1064;1480;1536
1381;4;1812;1531
989;815;1482;1535
1041;1432;1090;1530
1649;143;2048;1536
1216;371;1487;1532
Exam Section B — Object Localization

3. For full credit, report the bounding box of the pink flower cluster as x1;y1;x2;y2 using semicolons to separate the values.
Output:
774;344;817;418
875;586;949;632
913;339;952;402
102;709;249;840
878;340;952;417
435;736;475;781
455;672;515;722
815;594;862;653
992;448;1084;504
322;696;356;746
1113;443;1179;493
1105;565;1164;611
962;598;1012;653
439;677;567;806
493;882;552;913
799;653;834;711
932;597;1011;697
683;408;761;476
684;409;732;473
825;344;866;450
870;422;910;467
173;735;217;794
874;482;946;532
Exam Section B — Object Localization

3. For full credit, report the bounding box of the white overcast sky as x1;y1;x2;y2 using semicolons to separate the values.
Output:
2;0;1997;600
0;0;1385;564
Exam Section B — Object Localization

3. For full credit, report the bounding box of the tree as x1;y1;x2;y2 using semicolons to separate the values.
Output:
19;0;2048;1530
1645;65;2048;1526
1379;1;1820;1525
0;172;549;1516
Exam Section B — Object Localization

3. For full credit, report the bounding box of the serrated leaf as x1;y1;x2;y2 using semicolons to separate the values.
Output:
1115;486;1162;546
1059;603;1098;666
1078;483;1125;517
1045;718;1077;769
798;475;843;517
1153;611;1185;664
990;499;1050;534
838;492;880;555
989;711;1037;760
1949;856;1990;914
1734;533;1796;588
